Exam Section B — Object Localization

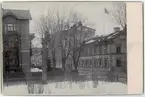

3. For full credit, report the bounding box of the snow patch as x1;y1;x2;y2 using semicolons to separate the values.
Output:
3;81;127;95
30;68;42;72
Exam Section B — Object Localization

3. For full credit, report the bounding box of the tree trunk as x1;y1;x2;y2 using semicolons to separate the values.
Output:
53;58;56;70
42;42;48;84
73;61;78;72
62;59;66;71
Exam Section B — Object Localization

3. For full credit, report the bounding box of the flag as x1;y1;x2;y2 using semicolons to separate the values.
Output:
104;8;109;14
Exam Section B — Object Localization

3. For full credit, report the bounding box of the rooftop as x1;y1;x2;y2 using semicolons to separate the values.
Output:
85;29;126;45
2;8;32;20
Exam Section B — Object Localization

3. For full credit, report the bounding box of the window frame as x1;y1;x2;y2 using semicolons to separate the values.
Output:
116;58;122;67
104;58;108;68
4;23;16;32
116;44;121;53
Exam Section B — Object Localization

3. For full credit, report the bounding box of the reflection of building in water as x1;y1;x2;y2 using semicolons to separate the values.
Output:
78;26;127;77
92;80;98;88
2;9;32;73
79;80;85;89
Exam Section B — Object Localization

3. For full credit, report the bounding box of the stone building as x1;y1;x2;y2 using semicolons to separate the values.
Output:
2;9;32;73
78;27;127;76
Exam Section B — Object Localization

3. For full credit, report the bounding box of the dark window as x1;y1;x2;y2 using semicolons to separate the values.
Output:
5;24;16;32
116;59;121;67
116;44;121;53
84;60;87;68
104;58;108;68
87;60;90;68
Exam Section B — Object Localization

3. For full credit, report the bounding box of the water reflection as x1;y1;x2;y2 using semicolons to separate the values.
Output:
27;72;127;94
28;83;44;94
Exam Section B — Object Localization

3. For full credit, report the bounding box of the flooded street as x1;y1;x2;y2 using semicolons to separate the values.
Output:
4;74;127;95
4;81;127;95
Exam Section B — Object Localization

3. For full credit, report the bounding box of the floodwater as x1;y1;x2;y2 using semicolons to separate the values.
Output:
3;74;127;95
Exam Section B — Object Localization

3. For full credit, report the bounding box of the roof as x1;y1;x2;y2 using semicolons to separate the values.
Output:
85;30;126;45
3;8;32;20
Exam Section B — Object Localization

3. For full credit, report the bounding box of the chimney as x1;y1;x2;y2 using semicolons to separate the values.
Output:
113;27;120;32
78;21;82;26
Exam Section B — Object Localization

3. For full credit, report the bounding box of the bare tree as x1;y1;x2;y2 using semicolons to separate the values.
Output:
35;8;91;74
105;2;126;29
69;23;90;72
35;12;53;83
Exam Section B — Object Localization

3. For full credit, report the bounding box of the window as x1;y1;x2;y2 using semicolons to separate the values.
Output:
90;59;92;68
95;59;98;68
5;24;16;32
99;45;102;54
84;60;86;68
92;59;94;68
104;58;108;68
90;48;92;56
116;44;121;53
87;60;90;68
104;44;108;54
82;60;85;67
85;48;87;56
87;48;90;56
116;58;121;67
92;47;95;55
96;47;98;54
94;47;96;55
99;58;102;68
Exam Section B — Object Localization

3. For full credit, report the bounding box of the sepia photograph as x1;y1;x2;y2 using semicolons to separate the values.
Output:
1;1;128;95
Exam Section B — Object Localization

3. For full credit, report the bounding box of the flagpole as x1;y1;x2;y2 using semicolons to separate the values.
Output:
104;9;105;35
104;8;109;35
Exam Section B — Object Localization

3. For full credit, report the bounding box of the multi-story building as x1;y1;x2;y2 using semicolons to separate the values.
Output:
78;26;127;76
63;22;96;70
2;9;32;73
53;22;96;70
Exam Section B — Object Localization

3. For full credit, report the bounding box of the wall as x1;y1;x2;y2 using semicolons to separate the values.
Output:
19;20;31;72
78;31;127;75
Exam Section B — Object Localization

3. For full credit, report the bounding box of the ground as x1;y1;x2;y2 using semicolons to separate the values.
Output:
3;69;127;95
3;81;127;95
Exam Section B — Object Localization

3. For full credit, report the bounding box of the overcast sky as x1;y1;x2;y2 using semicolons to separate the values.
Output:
2;1;122;47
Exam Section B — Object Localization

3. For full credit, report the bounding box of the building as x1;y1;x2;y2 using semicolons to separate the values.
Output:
50;22;96;70
2;9;32;73
59;22;96;70
78;27;127;76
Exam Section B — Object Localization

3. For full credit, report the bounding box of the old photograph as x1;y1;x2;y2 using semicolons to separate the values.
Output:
2;1;127;95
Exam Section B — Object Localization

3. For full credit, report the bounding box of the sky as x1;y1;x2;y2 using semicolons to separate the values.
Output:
2;1;122;47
